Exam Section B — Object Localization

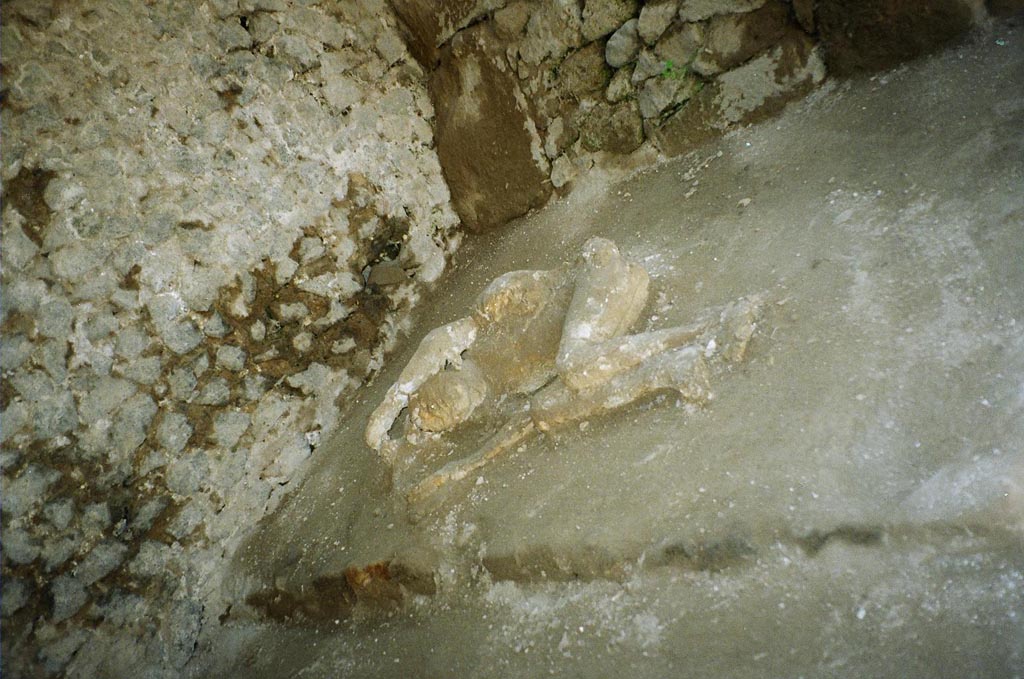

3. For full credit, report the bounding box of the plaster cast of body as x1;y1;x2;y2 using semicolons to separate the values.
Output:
366;237;762;504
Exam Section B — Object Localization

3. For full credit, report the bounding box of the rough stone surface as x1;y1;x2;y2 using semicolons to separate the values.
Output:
215;344;247;371
632;49;663;83
543;117;574;159
3;527;41;565
2;465;61;519
212;411;252;448
76;541;129;586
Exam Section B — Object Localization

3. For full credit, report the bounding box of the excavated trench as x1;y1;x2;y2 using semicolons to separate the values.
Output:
2;2;1023;678
200;21;1024;679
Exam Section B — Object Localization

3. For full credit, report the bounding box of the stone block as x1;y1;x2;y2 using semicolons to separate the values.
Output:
83;502;112;534
519;0;584;66
132;497;169;534
559;42;613;97
543;117;568;159
638;73;701;118
430;25;551;230
51;575;88;623
111;392;158;457
247;12;280;44
494;2;532;40
130;541;172;578
638;0;679;44
714;31;825;123
77;541;129;586
1;579;29;618
633;49;666;83
148;293;202;355
168;501;206;540
43;536;81;571
275;34;321;72
653;32;824;155
291;331;313;353
78;376;136;423
550;155;576;188
123;356;163;385
37;296;74;340
216;344;247;371
166;598;204;669
2;464;61;519
606;65;635;102
1;214;40;272
678;0;767;22
284;362;332;396
203;312;231;338
580;100;645;153
114;326;151;359
196;377;231;405
44;498;75;531
3;527;41;565
606;18;642;67
212;411;252;448
166;452;210;496
168;366;197;401
692;0;793;76
0;334;32;372
210;0;239;19
39;629;89;677
376;31;408;66
34;339;68;383
582;0;639;42
34;390;78;440
654;21;704;69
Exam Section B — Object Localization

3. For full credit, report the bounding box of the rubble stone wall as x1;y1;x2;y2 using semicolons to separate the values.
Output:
392;0;994;230
1;0;458;675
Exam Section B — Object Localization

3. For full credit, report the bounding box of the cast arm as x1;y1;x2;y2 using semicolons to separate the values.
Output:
364;317;478;457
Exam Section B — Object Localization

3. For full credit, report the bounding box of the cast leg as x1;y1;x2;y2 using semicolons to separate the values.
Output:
406;414;536;506
535;345;711;431
557;238;658;391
